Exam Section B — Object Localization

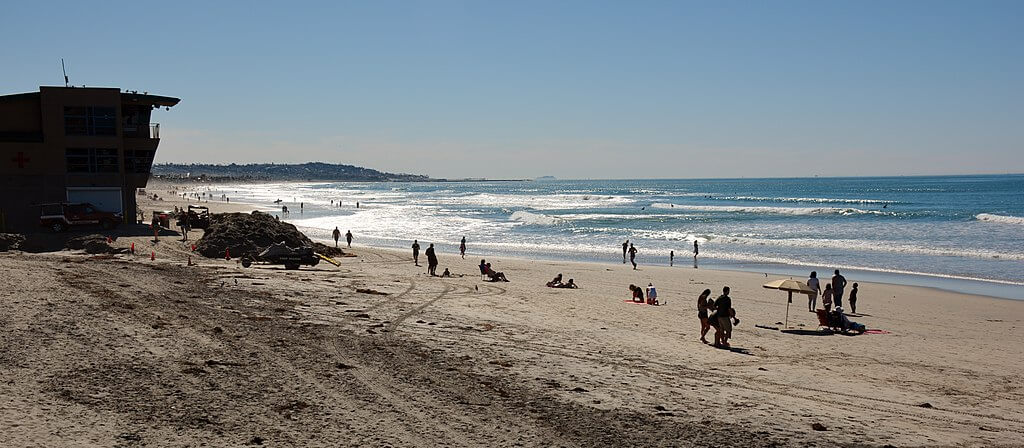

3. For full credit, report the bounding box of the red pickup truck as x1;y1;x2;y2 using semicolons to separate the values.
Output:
40;202;122;232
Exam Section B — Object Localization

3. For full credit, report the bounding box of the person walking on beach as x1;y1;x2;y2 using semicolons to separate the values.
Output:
345;230;353;248
693;240;699;260
460;237;467;259
412;240;421;266
697;289;712;344
628;243;638;270
714;286;733;348
822;283;834;313
807;271;821;312
332;227;341;248
849;283;859;313
425;243;438;276
670;250;674;266
832;269;847;309
622;240;629;264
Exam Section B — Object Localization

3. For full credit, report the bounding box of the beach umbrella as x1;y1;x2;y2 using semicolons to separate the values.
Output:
763;278;816;328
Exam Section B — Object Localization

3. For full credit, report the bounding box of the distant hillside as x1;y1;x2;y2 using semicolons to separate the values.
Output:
152;162;431;182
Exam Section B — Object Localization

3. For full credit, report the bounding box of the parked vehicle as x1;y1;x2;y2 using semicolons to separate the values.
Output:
186;205;210;229
40;202;122;232
240;242;339;270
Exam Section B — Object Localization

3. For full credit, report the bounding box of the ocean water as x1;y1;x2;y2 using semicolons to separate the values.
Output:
204;175;1024;299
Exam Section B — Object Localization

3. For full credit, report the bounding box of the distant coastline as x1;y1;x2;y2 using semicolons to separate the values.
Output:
151;162;530;183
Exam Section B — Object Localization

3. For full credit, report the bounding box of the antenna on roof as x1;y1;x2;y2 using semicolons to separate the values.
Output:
61;58;69;87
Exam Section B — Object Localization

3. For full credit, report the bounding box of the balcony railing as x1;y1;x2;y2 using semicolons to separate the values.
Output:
122;123;160;138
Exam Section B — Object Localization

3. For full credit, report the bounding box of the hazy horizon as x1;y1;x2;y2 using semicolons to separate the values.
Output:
5;1;1022;179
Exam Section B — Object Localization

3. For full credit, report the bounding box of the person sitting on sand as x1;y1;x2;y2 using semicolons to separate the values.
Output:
441;268;452;278
484;263;509;282
646;283;658;305
831;307;866;334
558;279;578;289
547;273;563;288
822;283;834;313
697;289;712;344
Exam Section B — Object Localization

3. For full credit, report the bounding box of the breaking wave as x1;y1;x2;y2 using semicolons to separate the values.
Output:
711;196;894;205
976;213;1024;225
650;203;893;216
509;210;563;226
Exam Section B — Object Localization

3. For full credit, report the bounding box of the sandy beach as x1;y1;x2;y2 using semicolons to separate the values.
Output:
1;188;1022;447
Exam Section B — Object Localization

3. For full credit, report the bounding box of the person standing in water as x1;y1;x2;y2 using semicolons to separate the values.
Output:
807;271;821;312
332;227;341;248
622;240;629;264
628;243;638;270
670;250;674;267
693;240;699;260
459;237;467;259
412;240;420;266
345;230;353;248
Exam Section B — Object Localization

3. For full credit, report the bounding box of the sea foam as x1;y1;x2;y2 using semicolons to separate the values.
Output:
976;213;1024;225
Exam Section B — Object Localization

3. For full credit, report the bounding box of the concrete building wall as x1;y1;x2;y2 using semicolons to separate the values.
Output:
0;86;176;233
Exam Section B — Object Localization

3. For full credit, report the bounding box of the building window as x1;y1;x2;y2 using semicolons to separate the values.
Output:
64;106;117;136
66;148;119;173
124;149;155;173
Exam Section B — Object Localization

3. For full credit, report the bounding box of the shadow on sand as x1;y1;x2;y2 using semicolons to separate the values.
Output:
19;224;180;253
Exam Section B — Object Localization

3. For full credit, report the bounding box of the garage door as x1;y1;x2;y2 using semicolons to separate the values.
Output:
67;187;123;213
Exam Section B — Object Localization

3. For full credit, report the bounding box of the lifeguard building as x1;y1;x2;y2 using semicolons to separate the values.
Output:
0;86;179;232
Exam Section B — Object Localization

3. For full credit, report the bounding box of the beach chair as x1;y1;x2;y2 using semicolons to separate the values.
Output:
815;309;843;332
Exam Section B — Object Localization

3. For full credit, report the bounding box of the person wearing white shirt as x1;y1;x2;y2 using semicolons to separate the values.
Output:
807;271;821;312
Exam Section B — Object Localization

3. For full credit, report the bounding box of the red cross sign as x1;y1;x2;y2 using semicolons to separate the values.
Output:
11;152;30;168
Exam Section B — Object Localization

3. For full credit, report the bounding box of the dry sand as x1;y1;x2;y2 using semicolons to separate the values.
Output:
1;188;1022;447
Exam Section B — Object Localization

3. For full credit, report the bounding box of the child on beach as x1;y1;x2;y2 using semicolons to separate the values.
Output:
646;283;658;305
629;284;644;303
697;289;712;344
547;274;563;288
850;283;859;313
822;283;834;313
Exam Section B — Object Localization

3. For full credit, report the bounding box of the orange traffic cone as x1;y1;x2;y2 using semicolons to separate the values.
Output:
151;251;156;261
225;248;231;260
130;242;135;254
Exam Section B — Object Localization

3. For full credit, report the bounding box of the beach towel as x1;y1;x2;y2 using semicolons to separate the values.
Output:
623;300;647;305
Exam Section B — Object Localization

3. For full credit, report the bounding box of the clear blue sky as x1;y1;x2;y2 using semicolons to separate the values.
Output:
3;1;1022;179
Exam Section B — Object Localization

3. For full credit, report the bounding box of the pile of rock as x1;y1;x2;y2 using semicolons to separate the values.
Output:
0;233;25;252
65;234;125;254
196;211;325;259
